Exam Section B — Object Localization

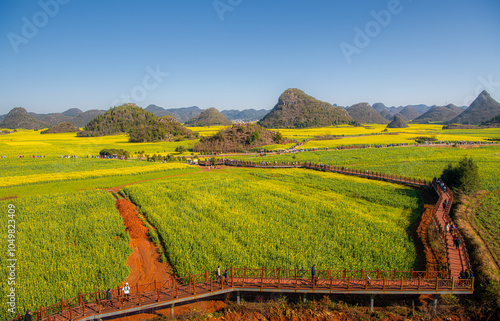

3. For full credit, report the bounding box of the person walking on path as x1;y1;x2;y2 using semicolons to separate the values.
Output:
122;283;130;301
455;236;462;250
105;288;113;307
24;311;32;321
311;264;317;285
223;269;229;285
216;266;221;280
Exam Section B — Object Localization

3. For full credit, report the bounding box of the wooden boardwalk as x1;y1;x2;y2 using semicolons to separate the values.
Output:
19;268;473;321
12;161;474;321
431;183;471;279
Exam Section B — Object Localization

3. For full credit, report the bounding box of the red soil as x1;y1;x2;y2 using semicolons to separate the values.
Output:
113;197;227;320
115;198;171;287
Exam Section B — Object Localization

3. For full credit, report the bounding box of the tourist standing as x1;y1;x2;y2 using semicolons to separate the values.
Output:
123;283;130;300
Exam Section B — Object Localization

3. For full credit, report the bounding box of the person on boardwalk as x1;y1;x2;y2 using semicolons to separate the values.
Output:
216;266;221;280
105;288;113;307
122;282;130;300
311;264;317;285
223;269;229;285
24;311;32;321
455;236;461;250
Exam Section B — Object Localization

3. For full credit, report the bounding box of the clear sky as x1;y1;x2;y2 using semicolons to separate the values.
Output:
1;0;499;114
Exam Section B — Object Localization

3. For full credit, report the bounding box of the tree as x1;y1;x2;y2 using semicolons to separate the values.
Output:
175;145;186;154
274;131;283;143
441;156;481;195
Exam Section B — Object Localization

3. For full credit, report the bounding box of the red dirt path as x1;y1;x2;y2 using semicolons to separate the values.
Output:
116;198;172;286
112;179;226;320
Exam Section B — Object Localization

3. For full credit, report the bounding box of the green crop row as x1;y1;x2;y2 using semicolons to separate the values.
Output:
0;191;131;319
122;168;421;278
231;146;500;191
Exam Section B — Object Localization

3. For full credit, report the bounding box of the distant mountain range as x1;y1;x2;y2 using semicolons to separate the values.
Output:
145;104;269;123
144;105;203;123
220;109;270;122
1;90;498;129
0;107;106;129
0;105;269;129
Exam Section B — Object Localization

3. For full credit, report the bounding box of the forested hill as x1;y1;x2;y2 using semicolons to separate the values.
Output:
77;104;194;142
258;88;354;128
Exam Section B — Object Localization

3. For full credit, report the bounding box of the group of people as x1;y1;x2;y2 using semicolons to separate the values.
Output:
436;178;447;192
445;222;462;250
459;269;474;279
216;266;229;284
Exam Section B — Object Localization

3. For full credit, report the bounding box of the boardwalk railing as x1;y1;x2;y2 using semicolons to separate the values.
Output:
11;267;473;321
10;161;475;321
201;159;428;186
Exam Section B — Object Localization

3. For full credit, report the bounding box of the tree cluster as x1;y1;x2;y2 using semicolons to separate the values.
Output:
193;124;291;154
99;148;130;159
441;157;481;195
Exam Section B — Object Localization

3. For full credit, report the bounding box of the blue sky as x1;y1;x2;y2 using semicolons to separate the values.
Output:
1;0;499;114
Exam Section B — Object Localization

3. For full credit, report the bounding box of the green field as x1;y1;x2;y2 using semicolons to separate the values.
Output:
262;124;500;146
1;124;499;317
0;130;201;158
472;190;500;266
0;191;132;318
122;168;421;277
231;146;500;191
